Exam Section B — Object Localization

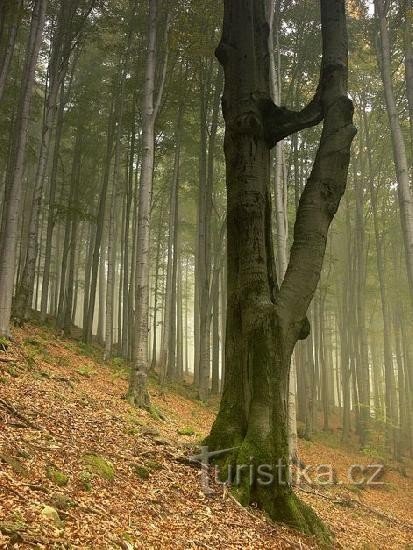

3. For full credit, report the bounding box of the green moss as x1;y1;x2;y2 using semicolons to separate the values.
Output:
148;405;165;421
145;460;163;471
78;470;93;491
82;453;115;481
24;337;43;348
77;366;96;378
177;426;195;436
0;336;10;351
123;425;139;436
6;364;20;378
46;466;69;487
77;341;97;358
0;520;27;536
132;464;150;479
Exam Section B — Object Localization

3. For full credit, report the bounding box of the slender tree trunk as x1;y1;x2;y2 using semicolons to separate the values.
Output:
128;0;169;407
375;0;413;307
41;80;65;320
159;100;183;381
362;104;396;453
402;0;413;149
0;0;47;338
83;99;116;342
0;0;22;102
14;1;79;322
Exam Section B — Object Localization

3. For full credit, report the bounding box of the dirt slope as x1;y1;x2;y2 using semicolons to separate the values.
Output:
0;324;412;549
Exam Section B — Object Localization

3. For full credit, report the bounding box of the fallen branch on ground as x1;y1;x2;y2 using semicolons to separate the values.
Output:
0;398;41;430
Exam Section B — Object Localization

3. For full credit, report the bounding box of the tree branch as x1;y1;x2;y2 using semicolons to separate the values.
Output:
259;89;323;147
275;0;357;328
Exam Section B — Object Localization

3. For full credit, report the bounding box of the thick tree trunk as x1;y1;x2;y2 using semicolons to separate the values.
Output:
207;0;355;537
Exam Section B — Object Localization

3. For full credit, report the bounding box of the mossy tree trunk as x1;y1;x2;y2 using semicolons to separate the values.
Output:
207;0;356;538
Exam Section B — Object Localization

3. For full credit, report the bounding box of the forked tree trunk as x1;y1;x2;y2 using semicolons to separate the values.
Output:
207;0;355;537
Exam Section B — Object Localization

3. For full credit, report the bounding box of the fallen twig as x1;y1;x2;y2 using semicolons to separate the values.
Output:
296;485;413;530
0;398;41;430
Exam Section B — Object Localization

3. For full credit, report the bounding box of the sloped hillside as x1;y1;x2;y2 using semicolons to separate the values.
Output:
0;324;411;549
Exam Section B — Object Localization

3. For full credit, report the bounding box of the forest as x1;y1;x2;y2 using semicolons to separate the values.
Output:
0;0;412;548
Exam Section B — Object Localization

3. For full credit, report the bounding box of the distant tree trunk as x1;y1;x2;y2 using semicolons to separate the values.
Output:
63;127;82;336
267;0;298;460
128;0;169;407
150;199;164;371
159;100;183;381
207;0;355;535
97;223;107;345
375;0;413;306
167;157;180;380
104;177;116;359
41;80;65;320
354;156;370;447
362;104;397;453
176;254;184;380
198;66;222;401
122;116;136;357
0;0;47;338
83;99;116;342
211;265;220;395
184;256;189;377
197;67;211;400
402;0;413;148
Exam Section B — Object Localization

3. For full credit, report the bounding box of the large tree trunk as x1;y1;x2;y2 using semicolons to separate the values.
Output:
207;0;355;537
0;0;47;338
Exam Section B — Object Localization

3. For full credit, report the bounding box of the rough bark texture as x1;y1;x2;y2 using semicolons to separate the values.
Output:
207;0;355;539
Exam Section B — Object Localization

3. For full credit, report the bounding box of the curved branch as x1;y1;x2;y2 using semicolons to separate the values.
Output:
259;89;323;147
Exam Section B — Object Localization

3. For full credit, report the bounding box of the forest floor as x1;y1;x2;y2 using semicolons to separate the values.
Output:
0;323;412;549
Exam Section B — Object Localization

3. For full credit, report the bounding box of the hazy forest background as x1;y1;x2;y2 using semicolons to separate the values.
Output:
0;0;412;547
